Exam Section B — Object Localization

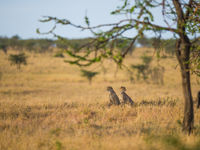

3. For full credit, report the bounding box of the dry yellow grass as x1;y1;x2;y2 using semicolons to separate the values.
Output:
0;48;200;150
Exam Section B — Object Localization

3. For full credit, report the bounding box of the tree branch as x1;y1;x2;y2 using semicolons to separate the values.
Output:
185;0;194;20
132;19;178;33
172;0;185;21
41;16;178;34
121;35;138;58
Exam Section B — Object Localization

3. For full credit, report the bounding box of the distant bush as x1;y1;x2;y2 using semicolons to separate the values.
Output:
137;36;152;47
130;53;165;84
9;53;27;70
161;55;168;59
0;35;178;56
150;66;165;85
131;64;148;80
131;54;152;81
0;43;7;54
141;54;152;66
80;69;99;84
163;38;176;55
54;51;64;58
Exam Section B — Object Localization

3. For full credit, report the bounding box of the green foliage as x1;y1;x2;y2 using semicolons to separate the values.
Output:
8;53;27;70
80;69;99;84
190;40;200;76
69;38;92;52
114;38;136;54
85;16;90;26
38;0;200;88
56;37;92;52
64;50;101;67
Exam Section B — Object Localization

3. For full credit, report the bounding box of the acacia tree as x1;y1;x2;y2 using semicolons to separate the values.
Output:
81;69;99;84
9;53;27;70
38;0;200;134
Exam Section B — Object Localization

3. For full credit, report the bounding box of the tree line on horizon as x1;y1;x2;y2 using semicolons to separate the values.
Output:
0;34;185;55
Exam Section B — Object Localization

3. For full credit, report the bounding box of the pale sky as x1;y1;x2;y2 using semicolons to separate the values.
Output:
0;0;173;39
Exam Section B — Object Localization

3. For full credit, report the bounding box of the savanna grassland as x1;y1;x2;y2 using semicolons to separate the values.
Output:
0;48;200;150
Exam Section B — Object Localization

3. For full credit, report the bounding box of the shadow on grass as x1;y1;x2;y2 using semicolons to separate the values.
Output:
137;97;178;107
145;134;200;150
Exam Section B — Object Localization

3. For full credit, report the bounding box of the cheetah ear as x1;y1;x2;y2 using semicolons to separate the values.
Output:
120;86;126;91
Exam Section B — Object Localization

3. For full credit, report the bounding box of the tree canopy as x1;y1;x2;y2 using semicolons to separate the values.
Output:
38;0;199;70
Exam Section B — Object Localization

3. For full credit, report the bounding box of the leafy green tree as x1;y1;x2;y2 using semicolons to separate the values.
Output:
80;69;99;84
38;0;200;134
9;53;27;70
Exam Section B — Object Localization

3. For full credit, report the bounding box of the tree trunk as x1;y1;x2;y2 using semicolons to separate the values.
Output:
176;39;194;134
181;66;194;134
197;91;200;109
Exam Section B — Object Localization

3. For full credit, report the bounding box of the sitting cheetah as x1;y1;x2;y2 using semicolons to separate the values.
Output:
107;86;120;106
120;86;134;106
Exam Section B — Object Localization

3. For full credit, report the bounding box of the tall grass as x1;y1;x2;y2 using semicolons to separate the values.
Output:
0;49;199;150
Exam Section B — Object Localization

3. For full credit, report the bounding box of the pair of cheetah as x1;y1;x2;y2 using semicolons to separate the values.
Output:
107;86;134;106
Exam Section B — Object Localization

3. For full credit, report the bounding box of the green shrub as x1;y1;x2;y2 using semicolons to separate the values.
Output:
80;69;99;84
9;53;27;70
54;51;64;58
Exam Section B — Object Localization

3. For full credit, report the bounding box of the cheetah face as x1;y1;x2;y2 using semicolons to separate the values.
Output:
107;86;113;91
120;86;126;92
